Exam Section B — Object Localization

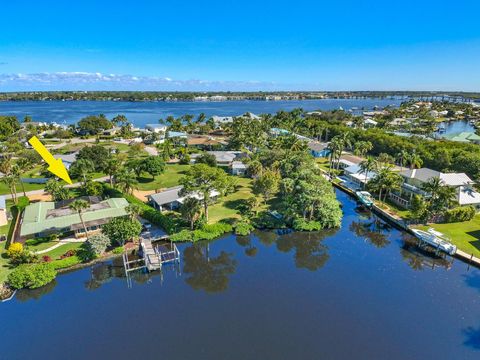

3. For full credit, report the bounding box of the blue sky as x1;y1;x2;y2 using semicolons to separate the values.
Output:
1;0;479;91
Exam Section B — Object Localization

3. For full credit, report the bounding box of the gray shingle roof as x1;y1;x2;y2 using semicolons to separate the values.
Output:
148;186;183;206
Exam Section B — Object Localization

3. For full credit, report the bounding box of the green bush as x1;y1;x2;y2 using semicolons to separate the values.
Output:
170;223;233;242
112;246;125;254
443;206;476;223
235;221;254;236
50;256;82;270
292;218;323;231
7;263;57;289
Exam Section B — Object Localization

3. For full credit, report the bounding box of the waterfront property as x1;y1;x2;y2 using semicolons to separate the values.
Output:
145;124;168;133
147;186;219;212
389;168;480;209
187;135;228;149
19;197;129;240
343;164;377;189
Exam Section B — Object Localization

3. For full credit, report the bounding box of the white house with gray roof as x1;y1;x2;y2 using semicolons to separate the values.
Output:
390;168;480;209
148;186;220;212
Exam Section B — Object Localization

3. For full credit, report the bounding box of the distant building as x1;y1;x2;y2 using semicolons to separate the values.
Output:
53;151;79;170
147;186;219;212
307;141;330;158
191;151;246;167
167;131;188;139
442;132;480;144
211;116;234;127
0;195;7;227
230;161;247;176
145;124;168;133
20;197;129;240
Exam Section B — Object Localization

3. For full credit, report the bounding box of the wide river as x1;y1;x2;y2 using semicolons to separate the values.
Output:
0;98;475;135
1;190;479;359
0;98;403;126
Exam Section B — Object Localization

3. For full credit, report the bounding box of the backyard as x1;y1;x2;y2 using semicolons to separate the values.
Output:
417;217;480;258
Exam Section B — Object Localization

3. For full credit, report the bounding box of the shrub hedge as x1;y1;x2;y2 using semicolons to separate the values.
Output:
443;206;476;223
7;263;57;289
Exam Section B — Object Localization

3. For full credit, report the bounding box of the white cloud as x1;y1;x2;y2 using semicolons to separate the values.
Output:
0;72;308;91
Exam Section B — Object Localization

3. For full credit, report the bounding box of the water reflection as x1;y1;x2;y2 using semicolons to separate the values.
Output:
236;235;258;257
275;230;334;271
400;234;453;271
183;243;237;293
349;217;391;248
16;280;58;302
463;325;480;350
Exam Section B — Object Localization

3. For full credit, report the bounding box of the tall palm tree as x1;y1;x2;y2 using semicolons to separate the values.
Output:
104;156;121;187
1;175;18;204
407;153;423;169
369;165;402;202
396;150;409;171
16;157;32;196
359;156;377;188
180;197;202;230
69;199;90;239
354;141;373;157
115;168;138;194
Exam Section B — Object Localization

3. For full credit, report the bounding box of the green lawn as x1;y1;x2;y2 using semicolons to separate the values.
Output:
136;164;191;191
26;240;59;252
417;216;480;258
42;242;83;260
208;177;255;224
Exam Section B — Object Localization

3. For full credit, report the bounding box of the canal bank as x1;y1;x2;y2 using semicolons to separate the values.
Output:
332;180;480;268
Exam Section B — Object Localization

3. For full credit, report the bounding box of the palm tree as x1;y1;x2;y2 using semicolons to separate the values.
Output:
16;157;32;196
180;197;202;230
354;141;373;157
369;165;402;202
396;150;409;171
359;156;377;188
407;153;423;169
104;156;121;187
71;159;95;186
115;168;138;194
1;175;18;204
69;199;90;239
126;204;142;221
327;136;343;176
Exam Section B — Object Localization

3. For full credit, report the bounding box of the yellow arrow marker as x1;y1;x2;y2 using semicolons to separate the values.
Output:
28;136;73;184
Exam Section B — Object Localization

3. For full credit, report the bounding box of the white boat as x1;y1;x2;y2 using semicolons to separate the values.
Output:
411;228;457;255
355;191;374;207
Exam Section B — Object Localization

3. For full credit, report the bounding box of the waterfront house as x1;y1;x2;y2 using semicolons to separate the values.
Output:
145;124;168;133
0;195;7;227
364;118;378;128
19;197;129;240
148;186;219;212
307;141;330;158
389;168;480;209
343;164;377;189
442;132;480;144
212;116;234;128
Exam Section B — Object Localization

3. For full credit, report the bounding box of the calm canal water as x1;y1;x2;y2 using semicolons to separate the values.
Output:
0;98;402;127
1;190;479;359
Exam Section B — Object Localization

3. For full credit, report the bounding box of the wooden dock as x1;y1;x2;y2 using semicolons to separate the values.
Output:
142;238;162;271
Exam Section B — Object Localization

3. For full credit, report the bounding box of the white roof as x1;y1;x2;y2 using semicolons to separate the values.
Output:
439;173;474;186
212;116;233;123
364;118;378;125
344;164;376;184
458;186;480;205
231;161;247;169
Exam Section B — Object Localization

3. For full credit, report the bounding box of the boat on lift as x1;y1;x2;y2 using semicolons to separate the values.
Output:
355;191;374;208
410;228;456;255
